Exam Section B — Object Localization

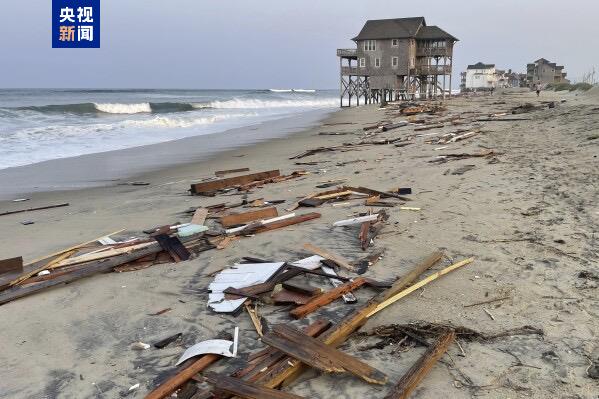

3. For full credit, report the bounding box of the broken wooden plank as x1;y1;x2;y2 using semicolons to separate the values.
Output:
384;331;455;399
215;168;250;177
0;202;69;217
313;190;353;201
318;264;357;303
190;170;280;194
191;208;209;225
245;213;321;235
282;281;322;297
145;355;220;399
290;277;367;319
262;324;387;384
286;192;317;212
154;235;191;262
333;214;379;227
367;257;475;317
344;186;411;202
271;288;313;305
355;249;385;274
359;221;371;250
0;257;23;276
302;243;356;273
204;372;305;399
221;207;278;228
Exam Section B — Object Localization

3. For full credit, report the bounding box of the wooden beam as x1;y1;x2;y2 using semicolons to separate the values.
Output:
290;277;367;319
191;170;280;194
384;331;455;399
262;324;387;385
221;207;278;228
145;355;219;399
247;213;321;235
0;257;23;275
0;202;69;217
367;257;474;317
302;243;356;273
204;372;305;399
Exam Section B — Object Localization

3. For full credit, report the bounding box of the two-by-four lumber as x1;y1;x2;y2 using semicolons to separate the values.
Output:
221;207;278;228
248;213;321;235
290;277;368;319
302;243;356;273
262;324;387;385
384;331;455;399
252;251;444;389
191;170;280;194
204;372;305;399
145;354;220;399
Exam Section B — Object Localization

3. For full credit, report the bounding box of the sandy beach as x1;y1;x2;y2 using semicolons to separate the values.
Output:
1;88;598;398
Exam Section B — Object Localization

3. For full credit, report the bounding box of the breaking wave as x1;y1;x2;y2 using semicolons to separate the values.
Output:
206;98;337;109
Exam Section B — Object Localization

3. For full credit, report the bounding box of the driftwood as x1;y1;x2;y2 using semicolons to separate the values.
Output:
384;331;455;399
190;170;280;194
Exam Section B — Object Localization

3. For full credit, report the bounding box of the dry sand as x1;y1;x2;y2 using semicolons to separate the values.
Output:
0;88;598;398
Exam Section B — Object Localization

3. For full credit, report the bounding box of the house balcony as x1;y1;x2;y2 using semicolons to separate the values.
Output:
415;65;452;75
416;47;452;57
340;66;368;76
337;48;358;59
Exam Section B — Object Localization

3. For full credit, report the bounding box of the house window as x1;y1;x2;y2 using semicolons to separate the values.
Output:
364;40;376;51
392;39;399;47
392;57;398;67
375;58;380;68
359;58;366;67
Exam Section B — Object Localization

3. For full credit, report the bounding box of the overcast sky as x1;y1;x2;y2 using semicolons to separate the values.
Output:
1;0;597;89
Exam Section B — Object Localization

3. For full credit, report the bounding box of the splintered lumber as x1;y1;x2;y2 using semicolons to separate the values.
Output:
314;190;353;201
204;372;305;399
333;214;379;227
286;192;317;212
215;167;250;177
302;243;356;273
0;244;163;306
367;257;475;317
344;186;411;202
190;208;209;225
359;221;372;250
290;277;367;319
221;207;278;228
145;355;220;399
190;170;280;194
0;202;69;217
262;325;387;384
252;251;443;389
384;331;455;399
247;213;321;235
154;235;190;262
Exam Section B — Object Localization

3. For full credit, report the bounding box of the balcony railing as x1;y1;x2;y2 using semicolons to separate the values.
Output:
337;48;357;58
340;66;368;76
416;65;452;75
416;47;451;57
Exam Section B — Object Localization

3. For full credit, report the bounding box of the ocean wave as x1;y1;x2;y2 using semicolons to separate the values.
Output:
94;102;151;114
206;98;336;109
16;102;198;115
269;89;316;93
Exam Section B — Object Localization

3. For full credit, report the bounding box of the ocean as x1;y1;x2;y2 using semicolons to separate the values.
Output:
0;89;338;170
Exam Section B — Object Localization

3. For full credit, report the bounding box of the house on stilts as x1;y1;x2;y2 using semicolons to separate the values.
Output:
337;17;458;107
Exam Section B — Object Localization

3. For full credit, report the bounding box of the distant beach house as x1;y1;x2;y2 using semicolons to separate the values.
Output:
463;62;497;91
337;17;458;106
461;64;525;92
526;58;569;87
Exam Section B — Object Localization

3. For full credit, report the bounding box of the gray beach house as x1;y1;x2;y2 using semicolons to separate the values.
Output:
337;17;458;106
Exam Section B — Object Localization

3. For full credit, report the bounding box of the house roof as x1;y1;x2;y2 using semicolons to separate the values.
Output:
415;25;458;41
467;62;495;70
353;17;425;41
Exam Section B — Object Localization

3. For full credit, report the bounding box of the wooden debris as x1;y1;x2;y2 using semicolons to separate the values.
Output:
282;281;322;297
221;207;278;228
145;355;220;399
262;324;387;384
384;331;455;399
290;277;367;319
242;213;321;235
380;121;408;132
359;221;371;250
154;333;182;349
271;288;313;305
190;170;280;194
0;257;23;276
245;303;264;336
355;249;385;274
319;264;357;304
215;167;250;177
154;234;191;262
0;202;69;217
314;190;353;201
190;208;209;225
344;186;411;201
204;372;305;399
333;214;379;227
367;257;475;317
302;243;356;273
